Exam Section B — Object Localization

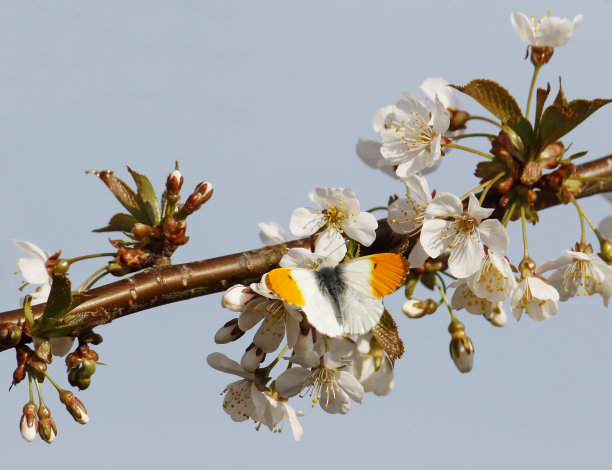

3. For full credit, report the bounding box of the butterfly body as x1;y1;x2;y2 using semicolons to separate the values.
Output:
265;253;409;337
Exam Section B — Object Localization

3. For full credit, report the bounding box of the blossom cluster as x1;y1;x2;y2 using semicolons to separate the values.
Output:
209;187;395;439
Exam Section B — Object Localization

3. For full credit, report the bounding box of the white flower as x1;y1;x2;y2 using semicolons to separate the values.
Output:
356;105;398;179
536;249;612;306
13;239;52;306
450;278;508;327
258;221;287;246
250;390;304;441
380;92;450;177
275;340;364;414
387;173;433;267
511;276;559;321
289;187;378;248
353;334;394;396
420;193;509;278
420;77;461;111
599;216;612;240
511;11;583;47
466;250;516;302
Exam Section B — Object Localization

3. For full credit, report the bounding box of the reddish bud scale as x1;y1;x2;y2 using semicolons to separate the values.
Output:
448;108;470;131
530;46;554;65
0;322;23;348
37;405;57;443
166;170;184;196
520;162;542;186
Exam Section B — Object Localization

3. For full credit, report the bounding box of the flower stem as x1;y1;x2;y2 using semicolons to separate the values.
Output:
28;373;34;402
434;275;456;322
501;201;517;228
571;197;598;242
367;206;389;213
65;253;116;264
478;173;505;205
525;63;543;119
444;143;494;160
464;115;502;128
452;132;497;140
520;206;529;258
76;266;111;293
34;377;45;406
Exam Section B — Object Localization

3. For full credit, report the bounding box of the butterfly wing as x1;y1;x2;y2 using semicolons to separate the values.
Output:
265;267;344;337
338;253;409;334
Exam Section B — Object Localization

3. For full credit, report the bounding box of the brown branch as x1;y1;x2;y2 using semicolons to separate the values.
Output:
1;155;611;352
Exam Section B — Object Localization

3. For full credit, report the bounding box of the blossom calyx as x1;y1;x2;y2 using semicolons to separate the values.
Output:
37;404;57;443
59;390;89;424
20;402;38;442
448;320;474;373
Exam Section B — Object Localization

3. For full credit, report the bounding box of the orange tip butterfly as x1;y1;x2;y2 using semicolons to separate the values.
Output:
265;253;409;337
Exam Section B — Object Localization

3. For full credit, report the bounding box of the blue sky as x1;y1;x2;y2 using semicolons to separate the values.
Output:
0;1;610;468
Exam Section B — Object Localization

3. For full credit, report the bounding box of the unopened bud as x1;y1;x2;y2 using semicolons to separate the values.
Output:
194;181;213;201
132;223;152;240
166;169;184;197
600;239;612;263
538;141;565;169
52;259;70;274
221;285;257;312
37;404;57;443
20;402;38;442
240;343;265;372
402;299;437;318
448;108;470;131
519;257;536;277
448;320;474;373
484;304;507;327
0;322;23;348
214;319;245;344
520;161;542;186
59;390;89;424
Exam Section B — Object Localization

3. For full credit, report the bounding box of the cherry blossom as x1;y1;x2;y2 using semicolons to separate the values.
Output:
420;193;509;278
511;276;560;321
511;11;583;48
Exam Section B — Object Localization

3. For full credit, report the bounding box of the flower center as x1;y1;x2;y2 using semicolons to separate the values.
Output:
389;198;426;234
386;112;435;153
318;198;356;232
300;366;339;409
439;215;477;250
562;259;602;297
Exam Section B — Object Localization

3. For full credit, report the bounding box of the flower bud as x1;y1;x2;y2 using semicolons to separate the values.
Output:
59;390;89;424
0;322;23;349
194;181;213;202
132;223;152;240
214;318;245;344
166;169;184;198
20;402;38;442
538;141;565;169
402;299;427;318
221;285;258;311
37;404;57;443
448;108;470;131
484;305;507;327
240;343;265;372
448;320;474;373
520;161;542;185
600;239;612;264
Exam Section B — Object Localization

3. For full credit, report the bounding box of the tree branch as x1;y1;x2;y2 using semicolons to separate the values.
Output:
1;154;611;352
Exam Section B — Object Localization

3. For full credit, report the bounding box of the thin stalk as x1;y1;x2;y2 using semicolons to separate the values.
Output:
501;201;517;228
444;143;494;160
479;173;505;205
571;197;598;236
367;206;389;213
525;63;542;119
464;115;502;128
521;206;529;259
452;132;497;140
75;266;110;293
65;253;116;264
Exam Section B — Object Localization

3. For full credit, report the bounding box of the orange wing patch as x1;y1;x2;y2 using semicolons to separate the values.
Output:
368;253;410;298
265;268;306;307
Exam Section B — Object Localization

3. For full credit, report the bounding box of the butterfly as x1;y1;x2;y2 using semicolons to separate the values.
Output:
265;253;409;337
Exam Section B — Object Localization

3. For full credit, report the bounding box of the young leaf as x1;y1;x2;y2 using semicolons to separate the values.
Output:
534;83;551;130
371;308;404;365
451;79;522;123
88;170;146;221
127;167;161;226
93;213;139;233
30;274;73;337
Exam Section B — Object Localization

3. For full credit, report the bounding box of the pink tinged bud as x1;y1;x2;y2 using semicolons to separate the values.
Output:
194;181;213;202
20;402;38;442
166;170;184;196
520;161;543;185
221;285;257;312
214;319;245;344
539;141;565;169
37;405;57;443
240;343;265;372
59;390;89;424
132;223;152;240
402;299;427;318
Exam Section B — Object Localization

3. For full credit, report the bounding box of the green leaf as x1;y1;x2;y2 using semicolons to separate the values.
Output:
371;309;404;365
567;151;588;161
538;80;612;147
93;213;139;233
538;98;612;147
128;167;161;226
31;274;73;337
89;170;145;221
451;79;522;123
505;117;536;161
534;83;551;130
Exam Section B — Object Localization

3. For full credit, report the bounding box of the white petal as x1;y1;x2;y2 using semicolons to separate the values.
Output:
344;211;378;246
372;105;394;135
289;207;322;237
314;230;346;264
280;248;321;269
401;172;432;203
319;386;351;414
478;219;509;257
275;367;310;398
426;192;463;217
17;257;50;285
448;236;485;278
50;337;74;357
206;352;254;379
467;193;494;220
420;218;451;258
408;239;429;267
258;222;287;245
510;12;536;45
420;77;460;110
336;370;365;404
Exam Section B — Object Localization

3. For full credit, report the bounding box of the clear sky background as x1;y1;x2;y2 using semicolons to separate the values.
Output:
0;1;611;468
